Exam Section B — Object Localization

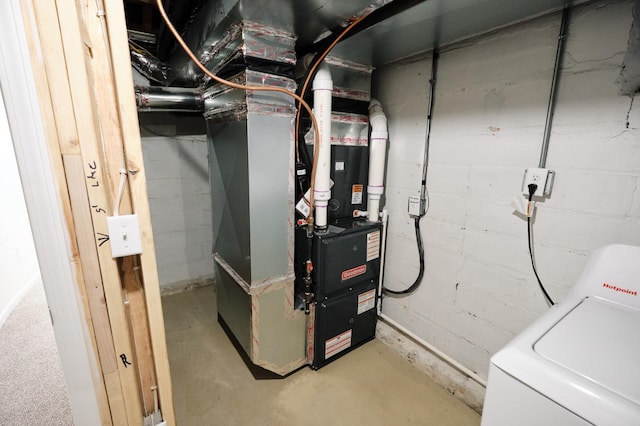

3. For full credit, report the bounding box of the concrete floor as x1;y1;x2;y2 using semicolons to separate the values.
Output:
162;285;481;426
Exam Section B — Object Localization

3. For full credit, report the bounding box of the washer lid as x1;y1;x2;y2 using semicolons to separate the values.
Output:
534;296;640;406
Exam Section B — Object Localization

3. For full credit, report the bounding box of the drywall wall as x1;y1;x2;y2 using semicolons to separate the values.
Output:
140;114;214;292
374;0;639;399
0;89;40;326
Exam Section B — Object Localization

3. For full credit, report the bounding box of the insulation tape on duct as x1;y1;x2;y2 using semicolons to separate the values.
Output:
135;86;204;112
130;49;171;85
202;70;297;120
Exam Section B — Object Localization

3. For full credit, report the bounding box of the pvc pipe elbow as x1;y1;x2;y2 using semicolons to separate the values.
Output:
369;98;388;139
312;63;333;92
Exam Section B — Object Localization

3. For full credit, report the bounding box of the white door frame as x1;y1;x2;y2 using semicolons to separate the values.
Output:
0;1;102;424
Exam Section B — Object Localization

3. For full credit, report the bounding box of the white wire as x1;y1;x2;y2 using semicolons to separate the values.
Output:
112;168;128;216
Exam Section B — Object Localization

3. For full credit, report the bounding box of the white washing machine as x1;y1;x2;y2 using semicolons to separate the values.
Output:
482;244;640;425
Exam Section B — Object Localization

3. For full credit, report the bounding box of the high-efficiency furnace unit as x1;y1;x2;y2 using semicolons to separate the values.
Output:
151;1;388;376
301;219;382;369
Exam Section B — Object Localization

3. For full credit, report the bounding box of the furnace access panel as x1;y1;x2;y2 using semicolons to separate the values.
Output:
310;219;381;369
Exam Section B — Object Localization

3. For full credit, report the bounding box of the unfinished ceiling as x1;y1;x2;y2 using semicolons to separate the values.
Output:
125;0;585;86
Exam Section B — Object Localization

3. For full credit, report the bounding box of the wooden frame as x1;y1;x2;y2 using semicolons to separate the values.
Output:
15;0;176;424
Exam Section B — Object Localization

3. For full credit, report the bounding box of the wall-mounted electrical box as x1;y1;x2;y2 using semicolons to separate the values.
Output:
106;214;143;258
408;195;426;217
522;168;555;197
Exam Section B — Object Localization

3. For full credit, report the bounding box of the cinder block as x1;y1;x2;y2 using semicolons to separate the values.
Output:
563;0;634;71
423;219;465;252
385;159;423;192
386;136;428;169
456;257;525;298
454;282;540;335
547;171;636;216
406;274;459;310
422;245;465;282
534;209;639;251
462;229;531;275
423;193;467;224
545;128;640;173
464;198;524;238
426;165;469;196
467;165;524;202
553;68;631;127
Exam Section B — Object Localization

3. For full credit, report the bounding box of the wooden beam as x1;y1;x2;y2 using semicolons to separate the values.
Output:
21;0;175;422
64;155;129;425
122;256;158;414
80;0;158;414
102;0;176;423
53;0;145;423
19;0;112;423
24;0;80;155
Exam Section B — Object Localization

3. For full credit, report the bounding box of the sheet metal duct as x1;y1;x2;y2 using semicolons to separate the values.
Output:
130;48;171;85
135;86;204;112
206;70;308;375
165;0;384;86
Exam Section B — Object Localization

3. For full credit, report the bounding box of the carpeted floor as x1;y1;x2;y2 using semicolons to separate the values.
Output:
0;281;73;425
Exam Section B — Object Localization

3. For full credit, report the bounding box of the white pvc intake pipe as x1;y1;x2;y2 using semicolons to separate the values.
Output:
367;99;388;222
312;63;333;229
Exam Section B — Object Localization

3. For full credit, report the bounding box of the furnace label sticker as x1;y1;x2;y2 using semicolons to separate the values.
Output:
325;329;352;359
366;230;380;261
357;289;376;315
351;184;363;204
295;189;311;218
341;264;367;281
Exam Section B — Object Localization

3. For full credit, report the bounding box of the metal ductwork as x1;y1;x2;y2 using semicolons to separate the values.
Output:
141;0;387;376
205;69;309;375
162;0;384;86
135;86;204;113
130;46;171;85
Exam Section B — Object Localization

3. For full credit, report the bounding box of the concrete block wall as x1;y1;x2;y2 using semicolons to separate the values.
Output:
374;0;639;393
140;116;214;292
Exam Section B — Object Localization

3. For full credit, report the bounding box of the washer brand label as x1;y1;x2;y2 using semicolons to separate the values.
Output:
602;282;637;296
341;264;367;281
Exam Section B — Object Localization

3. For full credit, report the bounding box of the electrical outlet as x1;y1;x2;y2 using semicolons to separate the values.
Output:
106;214;143;258
522;168;555;197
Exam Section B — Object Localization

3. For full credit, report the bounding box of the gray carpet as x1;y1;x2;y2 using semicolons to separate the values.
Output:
0;282;74;425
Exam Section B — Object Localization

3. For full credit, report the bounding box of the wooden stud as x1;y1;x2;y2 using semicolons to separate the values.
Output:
64;155;129;425
121;256;158;414
102;0;176;423
21;0;176;423
19;0;112;423
53;0;144;423
80;0;158;414
24;0;80;155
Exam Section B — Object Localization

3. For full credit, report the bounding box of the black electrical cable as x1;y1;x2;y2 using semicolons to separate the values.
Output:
384;217;425;296
527;185;555;306
383;52;437;296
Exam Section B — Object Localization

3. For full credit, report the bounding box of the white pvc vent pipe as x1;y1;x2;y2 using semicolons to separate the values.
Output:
367;99;388;222
312;63;333;229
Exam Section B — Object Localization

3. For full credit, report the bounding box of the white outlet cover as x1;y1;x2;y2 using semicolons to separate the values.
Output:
522;168;550;197
106;214;143;258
